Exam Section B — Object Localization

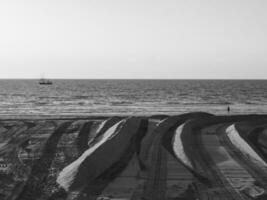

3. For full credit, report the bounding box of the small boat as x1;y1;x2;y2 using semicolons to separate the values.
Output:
39;78;53;85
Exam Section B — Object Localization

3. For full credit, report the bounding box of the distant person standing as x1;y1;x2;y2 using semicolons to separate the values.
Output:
227;106;230;114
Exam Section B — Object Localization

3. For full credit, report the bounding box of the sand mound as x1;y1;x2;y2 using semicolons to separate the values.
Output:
57;117;142;192
172;123;193;169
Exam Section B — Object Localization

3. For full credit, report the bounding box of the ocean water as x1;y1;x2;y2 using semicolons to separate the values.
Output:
0;79;266;116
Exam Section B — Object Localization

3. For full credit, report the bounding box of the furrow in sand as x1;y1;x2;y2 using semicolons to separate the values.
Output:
195;128;247;200
75;121;94;155
200;121;267;199
42;120;91;200
88;119;149;200
234;120;267;165
130;118;159;200
157;112;213;199
95;154;142;200
57;119;126;193
143;144;167;200
174;115;267;182
217;124;267;195
187;124;229;199
76;119;148;200
171;122;212;199
47;117;124;200
11;121;52;169
254;127;267;165
141;113;212;200
54;117;143;200
0;124;28;155
141;116;182;200
226;124;266;166
165;149;195;199
177;119;248;200
6;121;58;200
15;121;72;200
86;117;123;149
247;125;267;161
0;123;31;200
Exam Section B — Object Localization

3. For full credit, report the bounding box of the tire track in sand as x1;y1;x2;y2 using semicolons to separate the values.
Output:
217;123;267;192
184;120;249;200
140;113;213;200
75;121;94;155
15;121;72;200
141;117;179;200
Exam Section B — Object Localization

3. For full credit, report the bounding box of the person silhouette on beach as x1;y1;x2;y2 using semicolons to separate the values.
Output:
227;106;230;113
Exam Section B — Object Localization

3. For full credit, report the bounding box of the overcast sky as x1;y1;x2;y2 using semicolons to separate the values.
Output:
0;0;267;79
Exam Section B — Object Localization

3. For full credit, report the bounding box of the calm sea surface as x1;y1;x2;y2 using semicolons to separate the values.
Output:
0;79;266;116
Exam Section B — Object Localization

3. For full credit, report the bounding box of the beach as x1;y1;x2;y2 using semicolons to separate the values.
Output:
1;113;267;200
2;0;267;198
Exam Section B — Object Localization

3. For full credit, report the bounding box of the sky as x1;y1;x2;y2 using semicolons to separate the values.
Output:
0;0;267;79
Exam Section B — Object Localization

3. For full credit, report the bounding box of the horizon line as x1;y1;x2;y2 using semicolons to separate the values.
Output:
0;78;266;80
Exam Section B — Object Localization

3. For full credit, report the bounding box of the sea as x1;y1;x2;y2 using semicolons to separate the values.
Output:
0;79;266;116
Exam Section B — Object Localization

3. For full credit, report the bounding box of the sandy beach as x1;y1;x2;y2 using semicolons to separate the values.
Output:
1;0;267;198
1;113;267;200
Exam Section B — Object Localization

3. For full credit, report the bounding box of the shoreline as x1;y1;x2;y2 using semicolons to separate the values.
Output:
0;112;267;120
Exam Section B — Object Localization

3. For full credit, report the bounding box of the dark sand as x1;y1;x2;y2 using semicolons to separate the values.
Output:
1;113;267;200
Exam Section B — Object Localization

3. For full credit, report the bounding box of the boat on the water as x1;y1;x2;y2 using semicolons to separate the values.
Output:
39;78;53;85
